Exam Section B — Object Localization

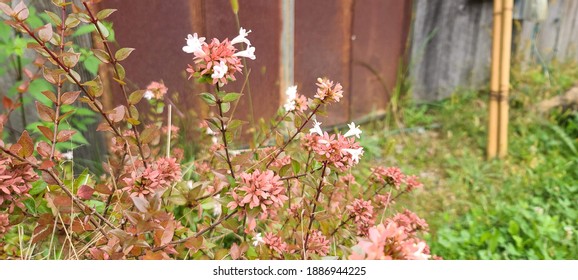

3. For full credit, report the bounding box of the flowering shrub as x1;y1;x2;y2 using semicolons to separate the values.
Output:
0;1;434;260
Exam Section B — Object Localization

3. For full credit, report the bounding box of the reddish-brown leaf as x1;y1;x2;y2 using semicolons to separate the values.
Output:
131;196;149;213
143;250;165;260
77;185;94;200
37;125;54;140
38;23;53;42
39;160;55;169
8;143;22;156
36;101;55;122
109;105;125;123
96;121;111;132
41;170;58;185
60;91;81;105
16;131;34;158
2;97;13;110
31;225;51;244
140;126;160;144
89;248;105;260
53;194;72;207
41;91;57;103
184;236;204;251
94;183;112;195
230;243;241;260
36;141;52;158
56;130;76;142
71;219;95;233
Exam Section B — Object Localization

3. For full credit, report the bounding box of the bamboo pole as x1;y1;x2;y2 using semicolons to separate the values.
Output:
487;0;503;159
498;0;513;158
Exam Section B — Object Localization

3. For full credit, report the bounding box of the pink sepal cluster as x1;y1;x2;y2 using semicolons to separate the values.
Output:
123;157;182;198
346;198;375;236
301;132;362;172
371;166;423;191
144;81;168;100
306;230;330;257
315;78;343;103
263;232;288;254
227;170;288;232
349;212;431;260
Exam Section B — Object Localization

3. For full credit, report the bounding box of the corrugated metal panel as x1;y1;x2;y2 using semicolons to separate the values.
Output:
103;0;412;126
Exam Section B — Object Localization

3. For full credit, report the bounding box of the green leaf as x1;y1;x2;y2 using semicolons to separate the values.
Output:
140;126;160;144
44;11;62;26
227;119;245;130
222;92;242;103
29;181;47;196
73;24;95;37
82;55;100;76
96;9;117;20
65;15;81;29
279;164;290;176
23;198;37;214
28;79;55;106
115;63;125;80
220;102;230;113
92;49;110;63
114;47;134;62
291;159;301;174
74;169;91;191
199;92;216;106
96;21;109;38
508;220;520;236
128;90;145;105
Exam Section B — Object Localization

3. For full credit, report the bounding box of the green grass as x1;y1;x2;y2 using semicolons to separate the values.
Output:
360;62;578;259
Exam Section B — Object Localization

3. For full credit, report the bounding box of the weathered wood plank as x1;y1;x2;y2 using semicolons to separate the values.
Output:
411;0;578;101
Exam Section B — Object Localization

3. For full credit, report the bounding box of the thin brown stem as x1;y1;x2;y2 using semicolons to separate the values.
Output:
18;22;122;139
214;85;235;179
49;5;67;160
280;166;322;181
330;215;353;237
0;147;116;231
255;111;289;150
83;3;147;165
304;151;312;172
265;104;321;168
151;209;238;252
303;162;327;259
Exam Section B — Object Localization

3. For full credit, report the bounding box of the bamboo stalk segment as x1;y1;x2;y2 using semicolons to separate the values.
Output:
487;0;503;159
498;0;513;158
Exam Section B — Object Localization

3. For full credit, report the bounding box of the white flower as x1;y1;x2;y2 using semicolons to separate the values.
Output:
343;147;363;164
233;45;256;60
309;120;323;136
182;33;206;56
62;151;73;160
186;181;193;190
284;100;296;112
252;233;264;246
231;27;252;45
285;85;297;100
283;85;298;112
144;90;154;100
211;60;228;79
343;122;362;138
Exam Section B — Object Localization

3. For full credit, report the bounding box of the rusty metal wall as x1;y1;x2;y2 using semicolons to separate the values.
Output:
102;0;412;126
